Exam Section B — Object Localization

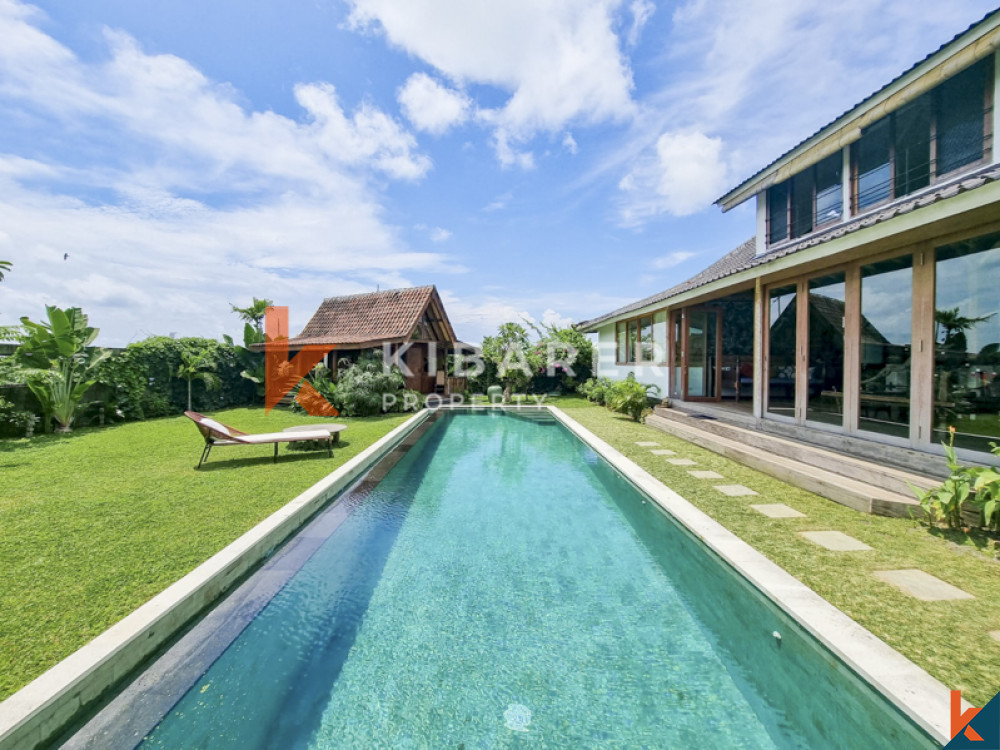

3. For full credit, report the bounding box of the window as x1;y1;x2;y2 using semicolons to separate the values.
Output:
616;312;669;364
767;285;797;417
768;181;789;244
806;273;846;426
937;60;990;175
767;152;842;245
856;118;892;210
933;232;1000;452
853;57;991;211
859;256;913;438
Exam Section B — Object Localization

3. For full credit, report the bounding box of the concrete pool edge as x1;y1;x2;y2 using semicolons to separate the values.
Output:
0;409;434;750
546;405;953;745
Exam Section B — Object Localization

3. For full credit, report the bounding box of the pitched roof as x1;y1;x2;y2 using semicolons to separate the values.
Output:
578;237;757;331
716;8;1000;210
286;285;456;348
580;159;1000;332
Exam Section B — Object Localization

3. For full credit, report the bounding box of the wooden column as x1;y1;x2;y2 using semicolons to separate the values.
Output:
753;278;765;420
842;264;861;432
910;244;935;446
795;279;809;423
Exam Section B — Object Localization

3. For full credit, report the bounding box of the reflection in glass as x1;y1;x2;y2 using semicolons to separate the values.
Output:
934;233;1000;452
653;311;667;363
859;256;912;438
616;322;626;363
671;312;682;398
806;273;846;425
627;319;638;364
639;315;654;362
687;310;719;398
856;119;891;209
767;285;797;418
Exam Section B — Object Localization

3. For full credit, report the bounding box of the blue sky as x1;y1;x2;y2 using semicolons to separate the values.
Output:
0;0;996;345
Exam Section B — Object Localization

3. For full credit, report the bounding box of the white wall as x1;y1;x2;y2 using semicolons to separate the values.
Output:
595;323;672;398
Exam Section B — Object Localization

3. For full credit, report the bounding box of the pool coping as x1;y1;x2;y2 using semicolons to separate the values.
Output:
546;405;953;744
0;409;434;750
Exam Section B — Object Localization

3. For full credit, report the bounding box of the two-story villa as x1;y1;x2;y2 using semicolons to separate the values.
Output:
580;10;1000;466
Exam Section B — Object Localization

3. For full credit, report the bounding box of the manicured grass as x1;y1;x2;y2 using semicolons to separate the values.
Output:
554;396;1000;707
0;408;411;700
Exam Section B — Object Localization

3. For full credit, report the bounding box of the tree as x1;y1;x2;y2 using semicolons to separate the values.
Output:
17;306;109;432
481;322;543;401
176;348;221;412
229;297;273;334
0;260;10;282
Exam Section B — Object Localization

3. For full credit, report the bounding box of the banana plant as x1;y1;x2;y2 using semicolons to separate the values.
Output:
17;306;109;433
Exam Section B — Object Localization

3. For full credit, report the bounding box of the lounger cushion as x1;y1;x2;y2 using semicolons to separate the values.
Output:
237;430;330;444
200;418;231;436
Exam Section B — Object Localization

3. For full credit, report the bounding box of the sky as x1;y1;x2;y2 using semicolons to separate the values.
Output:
0;0;996;346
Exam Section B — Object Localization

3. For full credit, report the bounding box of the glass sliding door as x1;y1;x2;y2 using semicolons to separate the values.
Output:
806;273;847;425
686;309;720;399
671;311;683;399
934;233;1000;452
859;256;913;438
767;285;797;418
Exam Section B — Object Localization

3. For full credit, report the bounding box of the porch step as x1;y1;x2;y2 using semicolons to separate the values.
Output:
646;411;931;518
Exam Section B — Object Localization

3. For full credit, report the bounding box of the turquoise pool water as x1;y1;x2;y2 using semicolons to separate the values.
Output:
141;411;934;748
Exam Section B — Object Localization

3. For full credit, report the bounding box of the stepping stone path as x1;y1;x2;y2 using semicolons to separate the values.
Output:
688;470;724;480
635;441;659;447
799;530;872;551
667;458;697;466
873;569;974;601
751;504;806;519
713;484;758;497
650;449;676;456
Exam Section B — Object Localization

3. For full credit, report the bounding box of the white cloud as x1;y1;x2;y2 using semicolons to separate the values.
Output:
430;227;452;242
397;72;471;135
562;132;578;155
618;130;729;223
0;1;445;344
346;0;637;166
651;250;696;269
483;191;512;212
540;308;574;329
626;0;655;46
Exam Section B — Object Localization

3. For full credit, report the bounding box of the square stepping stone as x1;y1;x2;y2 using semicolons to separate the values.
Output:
666;458;697;466
688;470;724;480
635;441;659;447
990;631;1000;643
799;530;872;551
650;449;676;456
713;484;758;497
873;569;974;601
751;504;806;519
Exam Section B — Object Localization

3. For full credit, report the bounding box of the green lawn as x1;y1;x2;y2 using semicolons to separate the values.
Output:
551;396;1000;706
0;408;410;700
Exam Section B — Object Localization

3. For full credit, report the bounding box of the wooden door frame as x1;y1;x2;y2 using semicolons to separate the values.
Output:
683;306;723;402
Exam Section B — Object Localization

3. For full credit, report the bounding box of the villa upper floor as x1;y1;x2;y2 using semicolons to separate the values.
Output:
717;10;1000;258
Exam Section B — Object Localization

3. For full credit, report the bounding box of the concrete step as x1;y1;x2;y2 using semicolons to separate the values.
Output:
652;406;940;496
645;412;927;519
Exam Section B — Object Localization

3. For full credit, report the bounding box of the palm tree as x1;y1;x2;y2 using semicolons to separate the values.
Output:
229;297;273;334
0;260;10;282
177;349;221;411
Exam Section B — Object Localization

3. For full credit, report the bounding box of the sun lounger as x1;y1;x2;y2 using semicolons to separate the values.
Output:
184;411;334;468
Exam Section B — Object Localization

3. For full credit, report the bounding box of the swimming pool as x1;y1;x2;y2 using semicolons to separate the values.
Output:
95;410;935;747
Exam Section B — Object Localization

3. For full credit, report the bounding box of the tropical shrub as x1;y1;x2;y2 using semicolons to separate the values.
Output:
580;376;613;405
96;337;253;420
335;352;406;417
16;306;109;433
482;323;544;401
913;427;1000;531
0;395;36;438
605;374;661;423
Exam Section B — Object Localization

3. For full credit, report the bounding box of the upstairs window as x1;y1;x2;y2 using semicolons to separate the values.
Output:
853;57;991;212
767;152;842;245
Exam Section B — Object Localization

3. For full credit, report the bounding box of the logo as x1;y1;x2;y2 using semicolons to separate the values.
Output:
947;690;1000;749
263;306;339;417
